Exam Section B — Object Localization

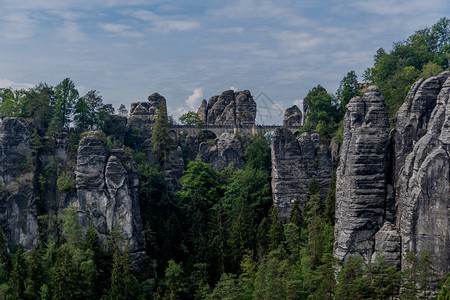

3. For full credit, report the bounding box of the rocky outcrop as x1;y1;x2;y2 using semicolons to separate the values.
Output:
197;132;247;171
128;93;166;132
0;118;38;250
392;72;450;182
127;93;167;163
283;105;302;127
197;100;208;123
372;222;401;267
200;90;256;126
333;73;450;289
271;129;332;218
334;86;389;262
73;134;145;253
394;71;450;280
163;147;185;192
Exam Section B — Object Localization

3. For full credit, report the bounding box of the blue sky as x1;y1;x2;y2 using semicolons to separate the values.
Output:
1;0;449;124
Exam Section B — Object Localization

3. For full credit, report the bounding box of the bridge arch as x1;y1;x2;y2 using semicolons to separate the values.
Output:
197;130;217;142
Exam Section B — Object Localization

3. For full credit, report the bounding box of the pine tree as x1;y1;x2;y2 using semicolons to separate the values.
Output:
8;248;26;300
151;98;170;163
54;78;79;127
266;206;284;252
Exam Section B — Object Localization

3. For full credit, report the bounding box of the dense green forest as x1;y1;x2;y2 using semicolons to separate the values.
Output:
0;18;449;299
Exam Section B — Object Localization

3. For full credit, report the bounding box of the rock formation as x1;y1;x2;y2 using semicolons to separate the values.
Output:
0;118;38;250
271;128;332;218
197;90;256;126
163;147;185;192
333;72;450;289
73;134;145;253
127;93;168;163
334;86;389;262
128;93;166;132
197;132;247;171
394;71;450;279
283;105;302;126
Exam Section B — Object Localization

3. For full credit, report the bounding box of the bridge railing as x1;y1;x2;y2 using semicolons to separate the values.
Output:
169;124;302;129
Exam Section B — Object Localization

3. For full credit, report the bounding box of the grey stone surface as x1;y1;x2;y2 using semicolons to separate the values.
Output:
271;129;332;218
283;105;302;127
372;221;401;267
127;93;167;163
202;90;256;125
334;86;389;262
197;99;208;123
74;135;145;253
394;72;450;281
0;118;38;250
163;146;185;192
197;132;247;171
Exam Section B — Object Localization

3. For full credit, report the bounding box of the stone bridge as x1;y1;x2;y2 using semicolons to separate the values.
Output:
168;124;302;140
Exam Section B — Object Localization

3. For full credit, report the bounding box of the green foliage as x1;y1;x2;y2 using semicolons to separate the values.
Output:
152;99;171;163
336;71;359;117
179;111;203;126
163;260;187;299
335;255;371;300
438;273;450;300
302;85;339;139
74;90;103;131
422;61;444;78
244;134;271;172
54;78;79;127
253;247;300;300
109;247;139;300
56;171;76;192
365;17;450;117
61;207;83;247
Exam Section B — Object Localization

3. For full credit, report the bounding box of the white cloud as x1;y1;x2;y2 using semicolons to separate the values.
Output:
208;0;313;27
272;31;326;53
99;23;144;38
185;88;203;111
58;21;87;42
0;12;36;39
0;79;34;89
229;86;237;91
352;0;446;16
131;10;200;33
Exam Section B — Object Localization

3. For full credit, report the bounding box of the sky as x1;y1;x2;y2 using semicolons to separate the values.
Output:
1;0;449;124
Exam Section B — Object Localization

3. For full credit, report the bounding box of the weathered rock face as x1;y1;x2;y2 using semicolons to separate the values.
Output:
128;93;166;131
271;129;332;218
127;93;167;163
163;147;185;192
283;105;302;127
74;135;145;253
197;132;247;171
197;100;208;123
394;71;450;280
200;90;256;125
0;118;38;250
334;86;389;262
392;72;450;183
372;222;401;267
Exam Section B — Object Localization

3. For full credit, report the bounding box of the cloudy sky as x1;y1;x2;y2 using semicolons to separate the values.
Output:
1;0;449;124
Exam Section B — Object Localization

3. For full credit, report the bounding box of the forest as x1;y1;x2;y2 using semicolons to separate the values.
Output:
0;18;449;300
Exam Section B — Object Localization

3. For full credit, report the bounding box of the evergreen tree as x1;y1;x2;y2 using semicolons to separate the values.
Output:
117;104;128;117
8;248;26;300
54;78;79;127
74;90;103;131
109;246;139;300
336;71;359;118
266;206;284;252
152;98;171;163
